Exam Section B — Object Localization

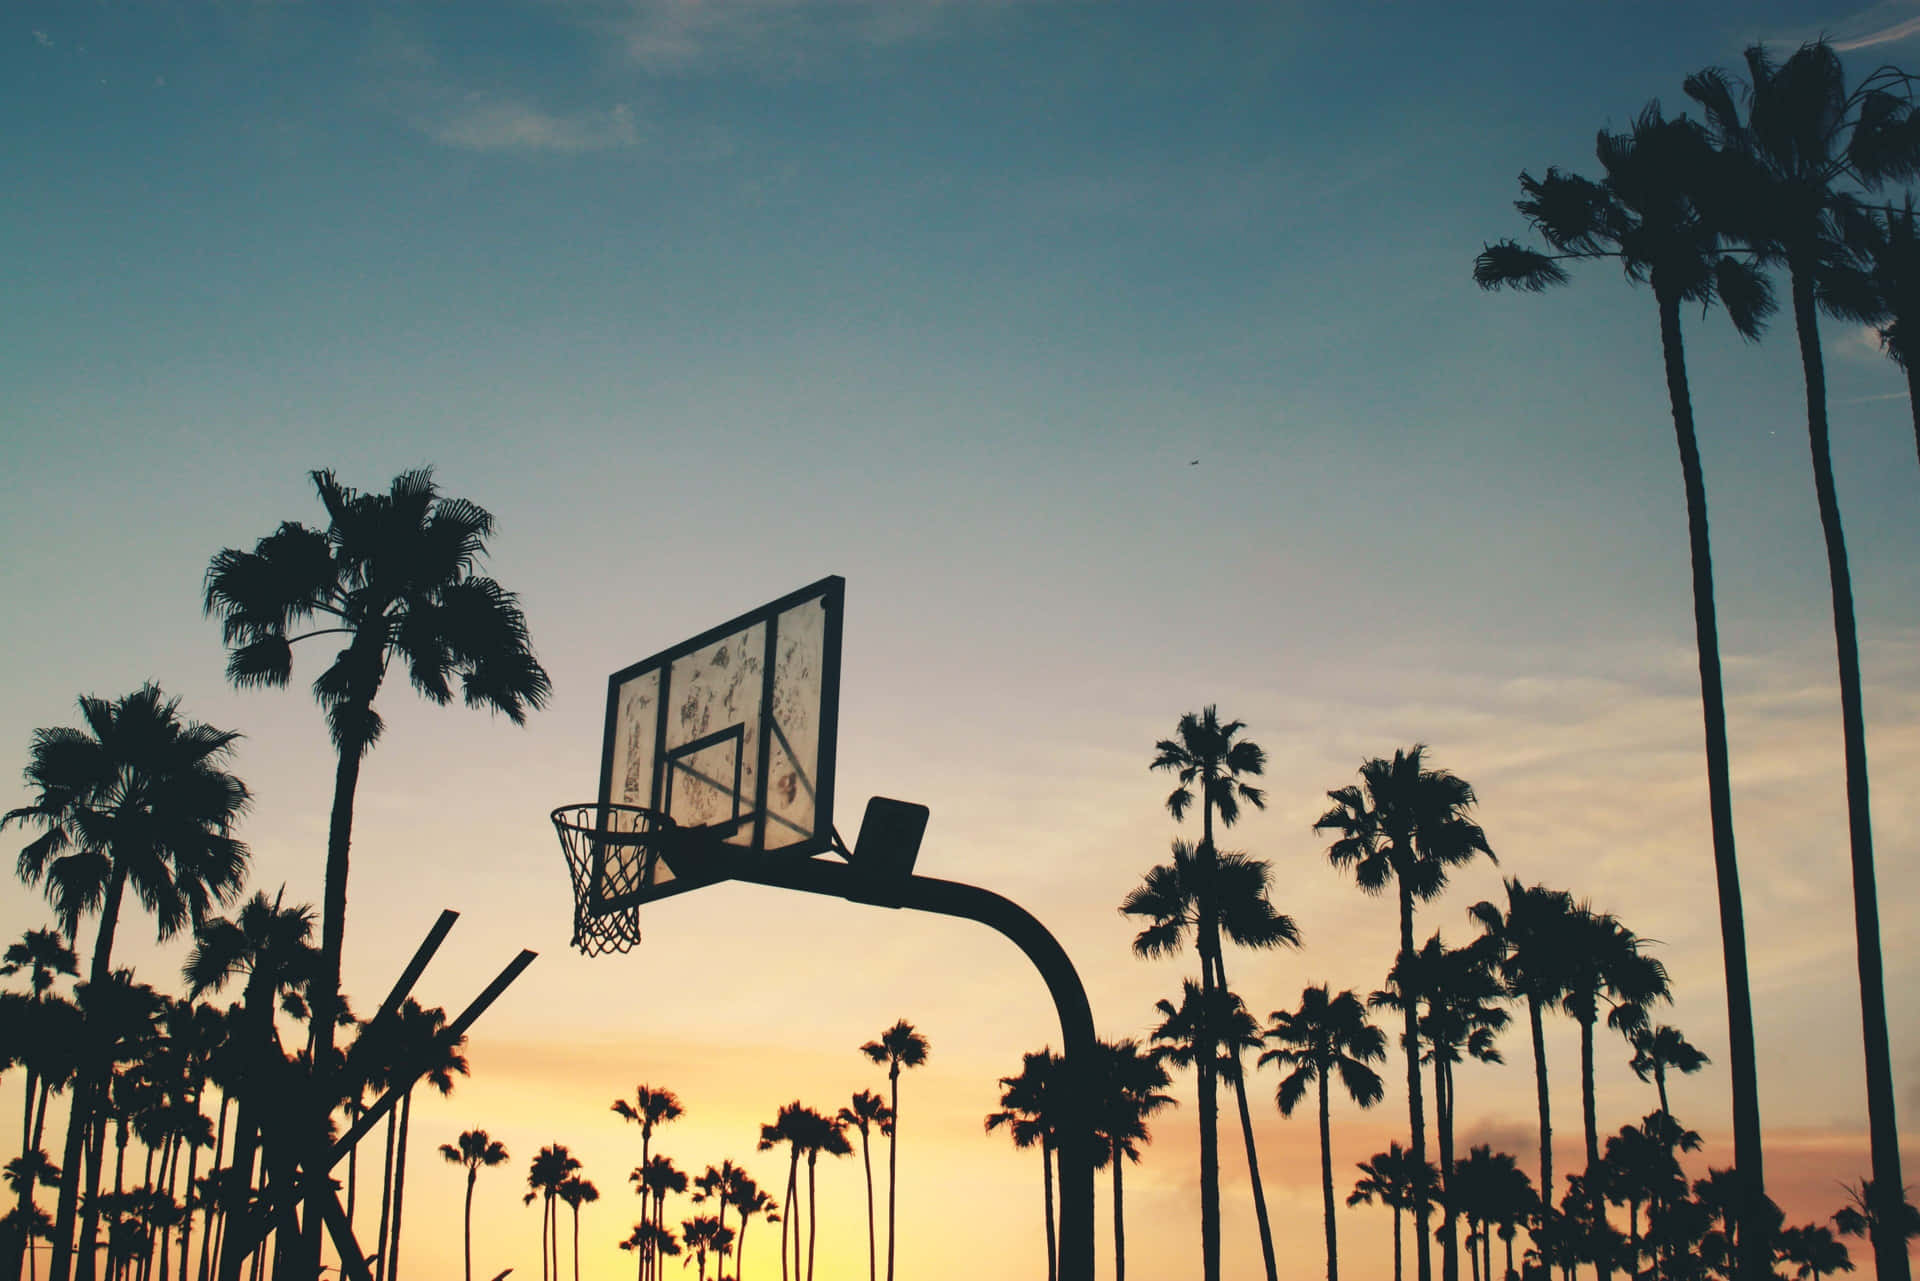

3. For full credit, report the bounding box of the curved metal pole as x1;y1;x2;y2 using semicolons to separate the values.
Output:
736;858;1097;1281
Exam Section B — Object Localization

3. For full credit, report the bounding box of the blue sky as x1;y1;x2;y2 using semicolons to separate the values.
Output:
6;3;1920;1278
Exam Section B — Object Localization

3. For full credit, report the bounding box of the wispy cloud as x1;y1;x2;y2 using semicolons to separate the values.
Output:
1835;6;1920;51
421;97;642;153
570;0;1024;74
32;29;53;48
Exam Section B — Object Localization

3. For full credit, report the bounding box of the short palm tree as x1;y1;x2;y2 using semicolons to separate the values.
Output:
859;1021;928;1281
203;468;552;1101
5;685;250;1281
986;1050;1062;1281
525;1145;581;1281
439;1130;508;1281
1260;986;1387;1281
1349;1144;1434;1281
1148;706;1267;1281
1779;1223;1855;1281
1628;1025;1709;1120
1687;51;1919;1281
836;1093;893;1281
680;1215;733;1281
1091;1038;1174;1281
1316;745;1493;1281
620;1222;679;1281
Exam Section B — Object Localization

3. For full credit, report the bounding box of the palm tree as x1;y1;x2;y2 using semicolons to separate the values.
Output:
1559;910;1668;1191
725;1183;776;1281
1261;986;1387;1281
1316;745;1493;1281
691;1161;749;1269
679;1217;733;1281
1628;1025;1709;1119
785;1108;848;1281
438;1131;508;1281
556;1177;598;1281
1147;706;1266;1281
1779;1224;1855;1281
202;470;551;1130
4;928;78;1281
756;1107;806;1281
1088;1039;1174;1281
1825;194;1920;471
836;1093;892;1281
1349;1145;1435;1281
1119;837;1298;1281
1834;1180;1920;1255
612;1088;683;1188
1469;880;1581;1204
5;686;251;1281
632;1157;687;1281
1686;53;1920;1281
986;1051;1061;1281
620;1222;678;1281
859;1021;927;1281
525;1146;581;1281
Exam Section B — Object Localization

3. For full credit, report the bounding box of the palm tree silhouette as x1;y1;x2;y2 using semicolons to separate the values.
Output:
631;1156;687;1281
613;1087;682;1281
1778;1223;1855;1281
859;1021;927;1281
374;1000;469;1281
1627;1025;1709;1120
1349;1144;1433;1281
1469;879;1580;1205
1449;1147;1536;1281
1824;194;1920;471
1090;1038;1174;1281
691;1161;750;1269
439;1131;509;1281
986;1051;1062;1281
790;1107;848;1281
556;1176;598;1281
1834;1179;1920;1256
724;1181;776;1281
620;1221;678;1281
1261;985;1386;1281
1686;51;1918;1281
1316;745;1492;1281
756;1106;806;1281
836;1093;892;1281
5;685;250;1281
1119;837;1297;1281
1147;707;1267;1281
3;928;78;1281
525;1146;581;1281
680;1216;734;1281
202;468;552;1173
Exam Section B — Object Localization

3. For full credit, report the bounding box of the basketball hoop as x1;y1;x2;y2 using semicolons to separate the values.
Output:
551;803;674;956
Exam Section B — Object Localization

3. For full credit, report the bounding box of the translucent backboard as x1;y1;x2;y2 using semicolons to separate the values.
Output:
591;576;843;912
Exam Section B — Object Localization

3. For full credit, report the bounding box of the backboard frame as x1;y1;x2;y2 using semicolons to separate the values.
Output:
589;574;844;915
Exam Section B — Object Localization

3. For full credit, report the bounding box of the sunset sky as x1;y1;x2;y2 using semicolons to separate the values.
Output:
5;2;1920;1279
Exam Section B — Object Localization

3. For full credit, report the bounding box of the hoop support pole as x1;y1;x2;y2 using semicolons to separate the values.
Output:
736;859;1097;1281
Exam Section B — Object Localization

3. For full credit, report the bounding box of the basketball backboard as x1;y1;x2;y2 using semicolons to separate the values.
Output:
588;575;843;914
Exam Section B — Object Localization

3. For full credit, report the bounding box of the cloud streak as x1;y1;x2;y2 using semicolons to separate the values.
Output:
421;98;641;153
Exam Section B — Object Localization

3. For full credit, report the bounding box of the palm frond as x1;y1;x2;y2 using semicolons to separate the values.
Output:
1474;242;1570;292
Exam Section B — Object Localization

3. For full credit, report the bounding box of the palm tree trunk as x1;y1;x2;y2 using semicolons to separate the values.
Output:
860;1131;875;1281
570;1204;579;1281
373;1112;396;1281
1578;1015;1608;1281
1787;264;1906;1281
1212;950;1278;1281
1111;1142;1125;1281
1042;1142;1056;1281
806;1153;819;1281
1393;1206;1403;1281
1196;813;1222;1281
461;1169;474;1281
1397;879;1433;1281
1438;1059;1457;1281
178;1124;201;1281
884;1068;899;1281
10;1064;42;1281
77;1078;112;1281
1656;285;1770;1281
387;1093;413;1281
1526;997;1553;1225
1907;360;1920;476
52;872;129;1281
783;1153;797;1281
1318;1074;1337;1281
199;1094;226;1281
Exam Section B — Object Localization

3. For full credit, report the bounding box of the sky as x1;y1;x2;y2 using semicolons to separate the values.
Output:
5;1;1920;1278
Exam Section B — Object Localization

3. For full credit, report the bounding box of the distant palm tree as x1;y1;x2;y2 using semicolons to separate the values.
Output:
1469;880;1581;1203
1120;837;1297;1281
1450;1147;1536;1281
836;1093;893;1281
859;1021;928;1281
680;1216;734;1281
631;1157;687;1281
3;928;78;1281
691;1160;750;1268
725;1183;777;1281
1823;194;1920;471
620;1222;678;1281
1261;985;1387;1281
785;1108;848;1281
525;1146;581;1281
1628;1026;1709;1120
557;1176;598;1281
1559;911;1668;1190
1687;48;1920;1281
1349;1145;1434;1281
1090;1039;1174;1281
438;1130;509;1281
6;685;251;1281
986;1050;1062;1281
1148;706;1267;1281
1316;745;1493;1281
379;1000;469;1281
202;470;552;1202
1779;1223;1855;1281
613;1089;681;1281
756;1106;806;1281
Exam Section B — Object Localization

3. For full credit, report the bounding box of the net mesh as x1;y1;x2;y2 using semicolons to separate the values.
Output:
551;804;670;956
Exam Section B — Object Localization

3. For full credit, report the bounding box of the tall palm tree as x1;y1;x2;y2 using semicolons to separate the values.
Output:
1349;1145;1434;1281
1316;745;1493;1281
611;1088;683;1188
438;1131;508;1281
1476;99;1776;1266
783;1108;847;1281
6;686;250;1281
1628;1026;1710;1120
859;1021;927;1281
1120;837;1297;1281
986;1051;1061;1281
1469;880;1581;1204
4;928;78;1281
1147;706;1266;1281
1260;986;1387;1281
725;1182;776;1281
690;1161;749;1268
202;470;552;1154
631;1157;686;1281
378;1001;467;1281
1686;53;1919;1281
756;1107;806;1281
836;1093;892;1281
1090;1039;1174;1281
556;1177;597;1281
1559;911;1669;1184
525;1146;580;1281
